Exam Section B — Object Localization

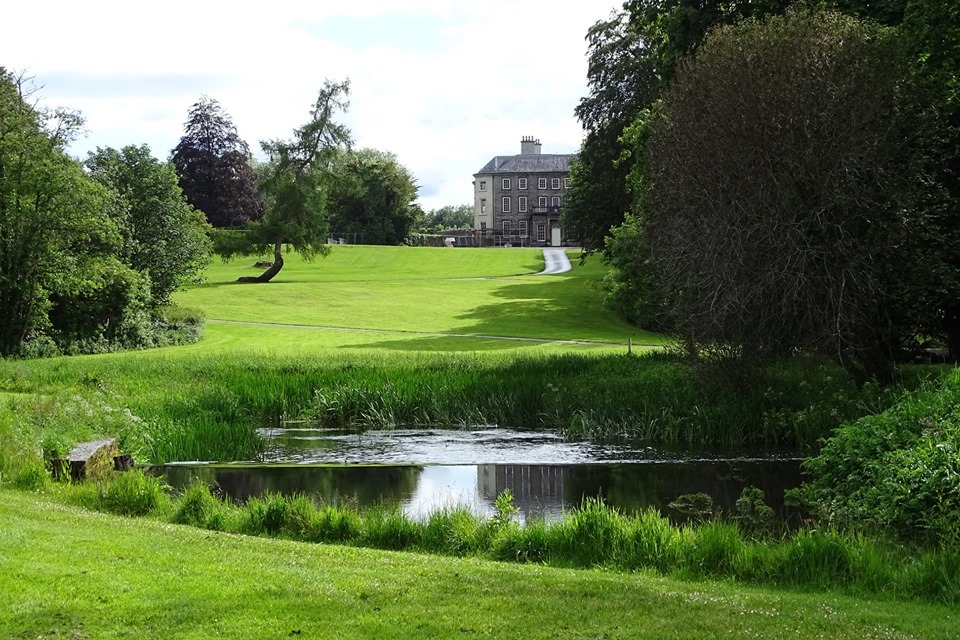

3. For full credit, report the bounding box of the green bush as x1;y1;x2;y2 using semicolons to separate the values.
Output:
798;371;960;545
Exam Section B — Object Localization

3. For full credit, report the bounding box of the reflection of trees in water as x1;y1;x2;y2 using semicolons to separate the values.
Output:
563;461;803;521
475;461;803;523
157;461;804;524
159;465;423;506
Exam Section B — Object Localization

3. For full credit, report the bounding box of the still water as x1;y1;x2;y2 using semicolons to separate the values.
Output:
157;427;804;522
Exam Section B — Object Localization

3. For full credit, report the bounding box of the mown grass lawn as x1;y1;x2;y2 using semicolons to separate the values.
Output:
174;245;662;348
3;490;957;640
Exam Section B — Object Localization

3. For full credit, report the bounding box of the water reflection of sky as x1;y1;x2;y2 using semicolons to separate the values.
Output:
159;428;804;523
404;466;487;518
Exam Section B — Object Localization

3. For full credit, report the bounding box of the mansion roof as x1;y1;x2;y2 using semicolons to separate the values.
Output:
475;153;573;175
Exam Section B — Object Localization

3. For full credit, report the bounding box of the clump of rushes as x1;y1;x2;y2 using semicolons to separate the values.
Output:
64;470;171;517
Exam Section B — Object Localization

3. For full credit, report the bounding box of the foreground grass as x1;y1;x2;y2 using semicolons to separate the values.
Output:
2;490;957;640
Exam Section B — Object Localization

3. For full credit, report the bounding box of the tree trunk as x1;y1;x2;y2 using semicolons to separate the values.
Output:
237;240;284;283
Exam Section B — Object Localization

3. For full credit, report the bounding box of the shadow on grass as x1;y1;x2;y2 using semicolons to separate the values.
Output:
340;275;661;352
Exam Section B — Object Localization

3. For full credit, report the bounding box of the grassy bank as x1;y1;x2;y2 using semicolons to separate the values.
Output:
41;473;960;606
2;489;957;639
0;348;895;467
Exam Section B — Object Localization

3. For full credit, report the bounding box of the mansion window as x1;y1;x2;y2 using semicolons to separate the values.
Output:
502;178;511;189
536;223;546;242
518;196;527;212
480;198;487;214
503;220;512;234
563;178;571;188
538;177;547;189
518;220;528;237
551;196;561;207
479;180;487;191
538;196;547;208
551;178;561;189
518;178;528;189
502;196;511;213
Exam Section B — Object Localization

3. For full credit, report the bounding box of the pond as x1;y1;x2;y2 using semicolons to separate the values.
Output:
156;427;805;523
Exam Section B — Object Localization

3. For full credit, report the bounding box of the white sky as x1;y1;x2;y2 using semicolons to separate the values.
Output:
3;1;619;211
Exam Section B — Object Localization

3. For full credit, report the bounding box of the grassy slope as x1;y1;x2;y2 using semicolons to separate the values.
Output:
3;490;956;640
174;246;663;347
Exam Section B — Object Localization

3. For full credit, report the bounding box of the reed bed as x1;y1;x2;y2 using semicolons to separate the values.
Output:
0;349;900;464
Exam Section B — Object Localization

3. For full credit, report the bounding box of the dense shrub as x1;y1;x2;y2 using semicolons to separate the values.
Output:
797;370;960;544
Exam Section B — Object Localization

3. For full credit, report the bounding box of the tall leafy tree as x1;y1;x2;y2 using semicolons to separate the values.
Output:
562;11;654;254
564;2;793;254
420;204;473;232
215;80;352;283
0;69;124;356
327;148;420;245
634;9;916;380
171;96;263;228
85;145;213;304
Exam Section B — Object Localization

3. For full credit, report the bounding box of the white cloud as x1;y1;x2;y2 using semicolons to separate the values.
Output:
2;0;617;210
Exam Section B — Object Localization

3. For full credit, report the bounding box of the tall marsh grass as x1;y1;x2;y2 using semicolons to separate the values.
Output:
0;349;909;467
57;477;960;605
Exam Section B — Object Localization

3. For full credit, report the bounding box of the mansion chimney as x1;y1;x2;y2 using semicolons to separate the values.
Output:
520;135;542;155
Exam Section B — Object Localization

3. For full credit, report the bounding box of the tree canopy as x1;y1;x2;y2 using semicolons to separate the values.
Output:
171;97;263;228
215;80;352;283
629;9;917;379
0;69;121;356
1;69;215;357
420;204;473;233
326;148;420;245
85;144;212;304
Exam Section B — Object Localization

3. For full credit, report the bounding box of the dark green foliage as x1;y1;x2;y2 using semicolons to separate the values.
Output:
564;1;793;254
307;504;363;543
668;493;714;524
0;70;211;356
562;11;655;253
419;204;473;233
326;148;420;245
798;372;960;545
173;483;224;528
50;471;960;603
0;69;121;357
733;487;775;539
626;9;915;380
85;144;213;304
171;96;263;228
361;506;421;550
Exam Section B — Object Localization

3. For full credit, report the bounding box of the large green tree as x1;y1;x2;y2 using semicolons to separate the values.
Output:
85;145;212;304
326;148;419;245
420;204;473;233
563;1;792;254
633;9;916;379
0;69;124;356
171;97;263;228
215;80;352;283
